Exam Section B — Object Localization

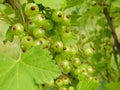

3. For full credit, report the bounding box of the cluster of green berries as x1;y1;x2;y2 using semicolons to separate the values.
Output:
10;2;99;90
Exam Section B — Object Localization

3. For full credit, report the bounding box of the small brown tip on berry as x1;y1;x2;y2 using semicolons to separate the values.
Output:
66;15;70;19
60;63;64;67
65;29;70;33
27;38;31;41
41;83;45;87
41;15;45;18
40;40;43;44
82;69;85;72
29;21;33;24
31;6;36;10
13;26;16;31
22;49;26;53
63;47;67;50
56;44;59;48
58;13;62;17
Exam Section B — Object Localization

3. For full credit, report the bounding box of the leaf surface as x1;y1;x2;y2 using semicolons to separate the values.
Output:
0;46;61;90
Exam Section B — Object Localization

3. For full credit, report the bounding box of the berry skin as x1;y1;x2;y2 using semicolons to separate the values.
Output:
55;78;64;87
59;60;72;73
63;46;71;55
62;29;72;39
84;47;94;56
24;3;39;16
68;86;75;90
33;38;49;48
59;87;67;90
62;15;71;25
27;20;37;35
43;20;53;31
33;14;46;26
12;23;24;35
21;36;33;49
53;41;63;53
33;28;45;39
52;10;64;22
62;76;70;85
87;66;94;74
71;58;81;67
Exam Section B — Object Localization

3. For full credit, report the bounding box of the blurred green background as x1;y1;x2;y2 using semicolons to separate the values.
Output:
0;20;19;59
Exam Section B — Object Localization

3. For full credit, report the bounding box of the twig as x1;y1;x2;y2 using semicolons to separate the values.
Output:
103;7;120;54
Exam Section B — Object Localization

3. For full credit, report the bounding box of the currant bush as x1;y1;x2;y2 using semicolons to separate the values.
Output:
2;1;102;90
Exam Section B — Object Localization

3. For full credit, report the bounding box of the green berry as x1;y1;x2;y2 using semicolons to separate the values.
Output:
21;36;33;49
12;23;24;35
52;10;64;22
24;3;39;16
33;14;46;26
53;41;63;52
33;27;45;39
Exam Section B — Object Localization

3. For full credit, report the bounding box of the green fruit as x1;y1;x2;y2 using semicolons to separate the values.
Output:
53;41;63;52
62;76;70;85
62;15;71;25
71;58;81;67
33;14;46;26
33;28;45;38
59;60;71;73
52;10;64;22
69;47;77;55
21;36;33;49
33;38;49;48
43;20;53;30
12;23;24;35
84;47;94;56
27;20;37;35
68;86;75;90
63;46;71;55
55;79;63;87
24;3;39;16
74;68;81;76
62;29;71;39
59;87;67;90
87;66;94;74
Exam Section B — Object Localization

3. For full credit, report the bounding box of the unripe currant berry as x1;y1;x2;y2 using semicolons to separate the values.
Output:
33;38;49;48
21;36;33;49
24;3;39;16
68;86;75;90
27;20;37;35
53;41;63;53
33;27;45;39
33;14;46;26
52;10;64;22
55;78;64;87
62;15;71;25
43;19;53;31
62;29;72;39
71;58;81;67
12;23;24;35
59;87;67;90
84;47;94;56
62;76;70;85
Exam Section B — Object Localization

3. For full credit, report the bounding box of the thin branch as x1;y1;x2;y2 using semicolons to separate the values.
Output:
103;7;120;54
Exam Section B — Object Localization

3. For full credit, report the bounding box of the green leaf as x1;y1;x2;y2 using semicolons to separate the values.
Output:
77;80;99;90
33;0;66;9
105;82;120;90
65;0;84;8
0;46;61;90
3;26;14;44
